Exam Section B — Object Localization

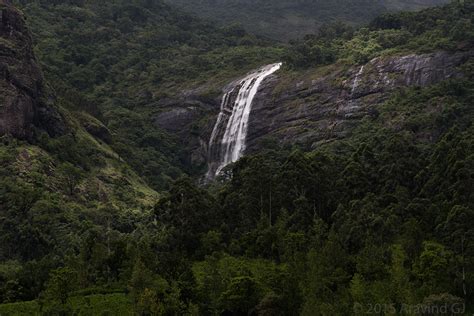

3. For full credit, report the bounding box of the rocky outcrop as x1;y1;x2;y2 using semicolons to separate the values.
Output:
76;112;112;144
152;95;219;168
244;50;473;151
0;1;65;139
150;49;472;174
154;99;210;133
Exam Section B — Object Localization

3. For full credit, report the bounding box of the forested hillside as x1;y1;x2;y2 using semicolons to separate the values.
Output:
0;0;473;315
14;0;284;189
165;0;449;41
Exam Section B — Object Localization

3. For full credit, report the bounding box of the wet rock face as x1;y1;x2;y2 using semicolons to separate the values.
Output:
0;1;65;139
244;50;473;152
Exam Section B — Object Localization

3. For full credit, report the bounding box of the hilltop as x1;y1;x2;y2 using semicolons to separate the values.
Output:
165;0;450;41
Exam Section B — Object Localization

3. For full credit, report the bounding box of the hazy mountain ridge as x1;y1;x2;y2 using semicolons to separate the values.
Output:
165;0;450;40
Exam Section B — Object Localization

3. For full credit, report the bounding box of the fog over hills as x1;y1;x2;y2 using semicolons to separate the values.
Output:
165;0;450;40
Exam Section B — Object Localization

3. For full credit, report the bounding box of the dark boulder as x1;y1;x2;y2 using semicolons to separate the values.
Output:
0;1;65;139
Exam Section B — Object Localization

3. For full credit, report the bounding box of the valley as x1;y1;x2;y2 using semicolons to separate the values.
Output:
0;0;473;314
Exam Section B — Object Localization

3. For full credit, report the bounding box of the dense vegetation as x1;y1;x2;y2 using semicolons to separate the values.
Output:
165;0;449;41
284;0;473;68
0;0;473;315
2;77;472;315
14;0;284;190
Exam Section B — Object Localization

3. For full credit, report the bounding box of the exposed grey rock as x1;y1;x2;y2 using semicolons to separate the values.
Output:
79;115;112;144
245;50;473;152
152;93;220;169
154;107;200;132
148;49;472;175
0;1;65;139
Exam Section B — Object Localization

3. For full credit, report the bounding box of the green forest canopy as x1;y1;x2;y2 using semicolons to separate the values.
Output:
0;0;473;314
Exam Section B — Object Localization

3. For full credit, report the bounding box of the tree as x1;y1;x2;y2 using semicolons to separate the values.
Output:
219;276;260;314
129;259;156;302
439;205;474;299
154;177;218;254
57;162;83;196
136;288;164;316
389;244;414;305
414;241;455;296
40;267;78;315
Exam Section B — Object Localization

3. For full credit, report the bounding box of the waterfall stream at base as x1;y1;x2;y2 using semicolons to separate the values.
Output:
206;63;282;179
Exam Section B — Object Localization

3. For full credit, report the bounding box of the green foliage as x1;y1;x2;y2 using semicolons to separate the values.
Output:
40;267;78;314
1;1;473;315
220;276;260;314
56;162;83;196
0;293;134;316
165;0;448;41
414;242;455;295
0;300;39;315
154;177;219;255
285;1;473;68
15;0;283;191
192;254;291;314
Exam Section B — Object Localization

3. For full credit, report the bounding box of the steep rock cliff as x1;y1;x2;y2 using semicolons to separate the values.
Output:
244;49;473;152
0;0;64;139
152;49;472;173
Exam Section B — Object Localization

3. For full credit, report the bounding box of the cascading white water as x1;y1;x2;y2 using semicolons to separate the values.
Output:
219;63;282;170
207;63;282;179
344;65;365;116
351;65;365;97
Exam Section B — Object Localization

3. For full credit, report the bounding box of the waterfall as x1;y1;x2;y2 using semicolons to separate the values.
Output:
206;63;282;179
351;65;365;97
345;65;365;117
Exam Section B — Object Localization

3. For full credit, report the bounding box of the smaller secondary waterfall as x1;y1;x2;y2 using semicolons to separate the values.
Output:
351;65;365;97
207;63;282;179
345;65;365;115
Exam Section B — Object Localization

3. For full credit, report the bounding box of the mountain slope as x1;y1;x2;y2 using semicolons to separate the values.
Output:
16;0;284;189
1;1;161;307
0;0;64;139
231;50;473;154
165;0;450;41
0;0;473;314
154;1;473;175
0;0;158;266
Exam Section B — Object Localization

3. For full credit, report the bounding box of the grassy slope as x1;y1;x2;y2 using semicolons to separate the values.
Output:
1;110;159;211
